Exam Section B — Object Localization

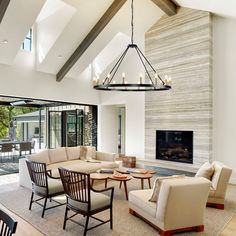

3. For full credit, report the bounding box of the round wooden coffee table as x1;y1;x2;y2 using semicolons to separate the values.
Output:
130;173;153;189
90;173;112;188
116;167;156;175
109;175;132;200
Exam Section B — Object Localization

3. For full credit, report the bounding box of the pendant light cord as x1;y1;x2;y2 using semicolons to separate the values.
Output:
131;0;134;44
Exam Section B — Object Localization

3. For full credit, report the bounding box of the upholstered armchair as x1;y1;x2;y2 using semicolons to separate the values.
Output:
129;177;211;236
207;161;232;209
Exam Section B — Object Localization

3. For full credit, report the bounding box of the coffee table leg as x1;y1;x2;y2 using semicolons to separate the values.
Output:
148;178;151;189
123;181;128;200
141;179;144;189
91;179;94;187
119;181;122;188
105;179;107;188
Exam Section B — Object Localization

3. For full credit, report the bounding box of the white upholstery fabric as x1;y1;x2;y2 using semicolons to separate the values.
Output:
27;150;50;165
48;147;67;164
86;146;96;160
129;177;211;232
129;190;156;217
195;162;214;180
66;146;80;160
33;178;64;196
19;147;118;189
149;175;185;202
96;151;116;162
208;161;232;204
68;191;110;211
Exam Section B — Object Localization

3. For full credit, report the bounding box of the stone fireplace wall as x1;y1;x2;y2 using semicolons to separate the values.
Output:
145;8;212;169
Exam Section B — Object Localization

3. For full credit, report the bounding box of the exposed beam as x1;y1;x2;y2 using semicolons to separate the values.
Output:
56;0;127;82
0;0;10;24
151;0;178;16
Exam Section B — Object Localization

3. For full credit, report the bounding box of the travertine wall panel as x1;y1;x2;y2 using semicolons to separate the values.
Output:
145;8;212;168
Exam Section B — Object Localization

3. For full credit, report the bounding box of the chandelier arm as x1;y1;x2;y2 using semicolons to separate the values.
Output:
103;46;129;85
136;46;165;85
108;46;130;84
134;47;154;85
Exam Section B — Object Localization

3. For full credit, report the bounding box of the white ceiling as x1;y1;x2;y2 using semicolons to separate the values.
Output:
0;0;236;76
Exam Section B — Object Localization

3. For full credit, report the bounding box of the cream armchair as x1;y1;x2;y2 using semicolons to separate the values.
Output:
207;161;232;209
129;177;211;236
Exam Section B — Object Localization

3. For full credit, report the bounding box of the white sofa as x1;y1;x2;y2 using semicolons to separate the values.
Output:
129;177;211;236
19;146;118;189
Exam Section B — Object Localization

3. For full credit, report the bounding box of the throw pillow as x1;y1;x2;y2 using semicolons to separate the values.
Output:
149;175;185;202
195;162;214;180
80;146;87;160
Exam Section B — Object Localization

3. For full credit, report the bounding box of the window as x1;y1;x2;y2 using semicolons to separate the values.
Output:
21;29;32;52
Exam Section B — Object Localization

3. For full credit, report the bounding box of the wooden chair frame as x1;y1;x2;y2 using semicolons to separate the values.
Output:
59;167;114;236
0;209;17;236
26;160;65;218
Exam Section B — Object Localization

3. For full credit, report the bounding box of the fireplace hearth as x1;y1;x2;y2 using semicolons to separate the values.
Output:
156;130;193;164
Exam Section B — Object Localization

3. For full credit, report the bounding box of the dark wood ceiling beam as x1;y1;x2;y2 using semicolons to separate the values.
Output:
151;0;178;16
0;0;10;24
56;0;127;82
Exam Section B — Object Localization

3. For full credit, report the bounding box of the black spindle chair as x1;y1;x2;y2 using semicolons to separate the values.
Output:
0;209;17;236
59;167;114;236
26;160;65;218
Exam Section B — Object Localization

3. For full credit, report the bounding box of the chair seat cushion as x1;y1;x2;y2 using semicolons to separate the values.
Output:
68;192;110;212
33;178;64;196
129;189;156;218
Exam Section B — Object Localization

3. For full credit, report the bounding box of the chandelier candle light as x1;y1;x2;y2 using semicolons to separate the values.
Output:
93;0;172;92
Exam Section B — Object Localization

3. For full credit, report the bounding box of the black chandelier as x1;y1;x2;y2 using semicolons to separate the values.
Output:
93;0;172;92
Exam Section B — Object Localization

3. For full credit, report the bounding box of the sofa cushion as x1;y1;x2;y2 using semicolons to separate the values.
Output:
27;150;50;165
195;162;214;180
80;146;96;160
129;189;156;218
48;147;67;164
66;146;80;160
96;151;116;162
149;175;185;202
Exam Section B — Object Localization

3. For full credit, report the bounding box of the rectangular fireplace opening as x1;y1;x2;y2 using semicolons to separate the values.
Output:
156;130;193;164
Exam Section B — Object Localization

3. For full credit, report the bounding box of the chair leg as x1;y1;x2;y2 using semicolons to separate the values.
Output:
29;192;34;210
41;197;47;218
110;206;113;229
84;216;89;236
63;207;69;230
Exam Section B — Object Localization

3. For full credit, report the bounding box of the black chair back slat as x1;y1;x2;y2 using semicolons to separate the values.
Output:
0;209;17;236
26;160;48;188
59;168;90;204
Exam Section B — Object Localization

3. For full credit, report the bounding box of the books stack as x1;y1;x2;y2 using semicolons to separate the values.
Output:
98;169;114;174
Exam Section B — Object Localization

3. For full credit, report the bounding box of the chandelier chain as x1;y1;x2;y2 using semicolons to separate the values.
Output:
131;0;134;44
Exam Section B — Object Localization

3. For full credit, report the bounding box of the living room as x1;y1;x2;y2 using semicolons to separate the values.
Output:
0;0;236;235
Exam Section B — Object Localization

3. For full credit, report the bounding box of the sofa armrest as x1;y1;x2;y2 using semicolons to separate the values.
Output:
19;158;32;189
96;151;117;162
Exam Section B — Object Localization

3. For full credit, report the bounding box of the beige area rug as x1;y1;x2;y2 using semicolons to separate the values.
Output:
0;180;236;236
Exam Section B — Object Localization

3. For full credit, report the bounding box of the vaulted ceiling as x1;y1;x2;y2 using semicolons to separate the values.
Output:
0;0;236;82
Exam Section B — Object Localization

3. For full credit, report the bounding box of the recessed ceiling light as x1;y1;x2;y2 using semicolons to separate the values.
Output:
2;39;8;44
58;55;62;58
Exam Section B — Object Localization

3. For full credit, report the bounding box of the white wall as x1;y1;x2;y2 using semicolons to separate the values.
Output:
0;51;100;105
98;105;119;153
212;15;236;183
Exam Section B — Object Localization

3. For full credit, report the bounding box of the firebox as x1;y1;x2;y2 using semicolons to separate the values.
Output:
156;130;193;164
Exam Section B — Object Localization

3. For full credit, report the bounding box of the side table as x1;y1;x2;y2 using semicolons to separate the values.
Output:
131;173;153;189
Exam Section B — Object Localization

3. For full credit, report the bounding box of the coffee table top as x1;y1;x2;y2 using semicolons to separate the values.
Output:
90;173;112;180
109;175;132;181
116;167;156;175
131;173;153;179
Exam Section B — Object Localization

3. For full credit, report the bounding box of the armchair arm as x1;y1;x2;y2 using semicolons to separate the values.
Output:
46;169;61;180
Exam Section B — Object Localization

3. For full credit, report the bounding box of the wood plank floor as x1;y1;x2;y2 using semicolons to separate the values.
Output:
0;173;235;235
